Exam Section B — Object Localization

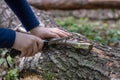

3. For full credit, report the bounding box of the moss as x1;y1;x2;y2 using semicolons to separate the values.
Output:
55;17;120;45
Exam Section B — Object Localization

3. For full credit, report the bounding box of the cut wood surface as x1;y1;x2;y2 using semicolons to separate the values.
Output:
27;0;120;10
0;0;120;80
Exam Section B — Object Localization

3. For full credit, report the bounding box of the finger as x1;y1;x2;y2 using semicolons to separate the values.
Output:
51;28;70;37
51;30;68;37
20;50;27;58
36;38;44;51
26;47;33;57
58;29;71;36
31;41;38;56
47;32;61;38
24;44;33;57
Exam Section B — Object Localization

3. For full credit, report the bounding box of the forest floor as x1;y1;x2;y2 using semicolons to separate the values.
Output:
47;9;120;48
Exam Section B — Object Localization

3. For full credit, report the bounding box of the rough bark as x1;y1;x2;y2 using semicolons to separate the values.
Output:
1;1;120;80
0;0;21;29
28;0;120;10
19;34;120;80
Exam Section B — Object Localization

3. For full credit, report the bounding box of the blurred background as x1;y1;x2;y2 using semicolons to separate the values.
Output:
27;0;120;48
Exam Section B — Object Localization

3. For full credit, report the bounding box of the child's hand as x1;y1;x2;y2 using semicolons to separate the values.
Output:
12;32;43;57
30;26;71;39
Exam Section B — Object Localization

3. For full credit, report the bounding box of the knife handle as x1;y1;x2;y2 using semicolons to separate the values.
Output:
42;40;49;49
10;49;21;58
10;40;48;58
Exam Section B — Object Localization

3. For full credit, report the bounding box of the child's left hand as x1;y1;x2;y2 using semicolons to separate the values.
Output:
30;26;71;39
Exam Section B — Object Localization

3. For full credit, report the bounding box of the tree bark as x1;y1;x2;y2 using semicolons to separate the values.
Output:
28;0;120;10
1;1;120;80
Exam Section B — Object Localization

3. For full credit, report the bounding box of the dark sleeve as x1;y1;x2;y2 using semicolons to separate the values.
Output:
4;0;40;31
0;28;16;48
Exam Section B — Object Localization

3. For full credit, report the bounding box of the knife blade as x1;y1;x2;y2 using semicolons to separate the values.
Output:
9;37;93;58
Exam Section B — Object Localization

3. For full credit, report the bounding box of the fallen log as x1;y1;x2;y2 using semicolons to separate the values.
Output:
1;1;120;80
27;0;120;10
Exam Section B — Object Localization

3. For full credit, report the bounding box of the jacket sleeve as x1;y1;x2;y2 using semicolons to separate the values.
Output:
4;0;40;31
0;28;16;48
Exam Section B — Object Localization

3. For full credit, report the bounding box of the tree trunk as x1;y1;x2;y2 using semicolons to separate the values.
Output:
19;34;120;80
1;1;120;80
28;0;120;10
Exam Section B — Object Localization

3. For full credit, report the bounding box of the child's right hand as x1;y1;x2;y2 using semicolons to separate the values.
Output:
12;32;43;57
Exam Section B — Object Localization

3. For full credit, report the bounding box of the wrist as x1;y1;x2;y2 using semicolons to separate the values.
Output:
30;26;39;33
30;25;43;34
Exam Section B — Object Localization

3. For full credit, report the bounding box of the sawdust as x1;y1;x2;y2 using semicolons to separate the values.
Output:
20;70;43;80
